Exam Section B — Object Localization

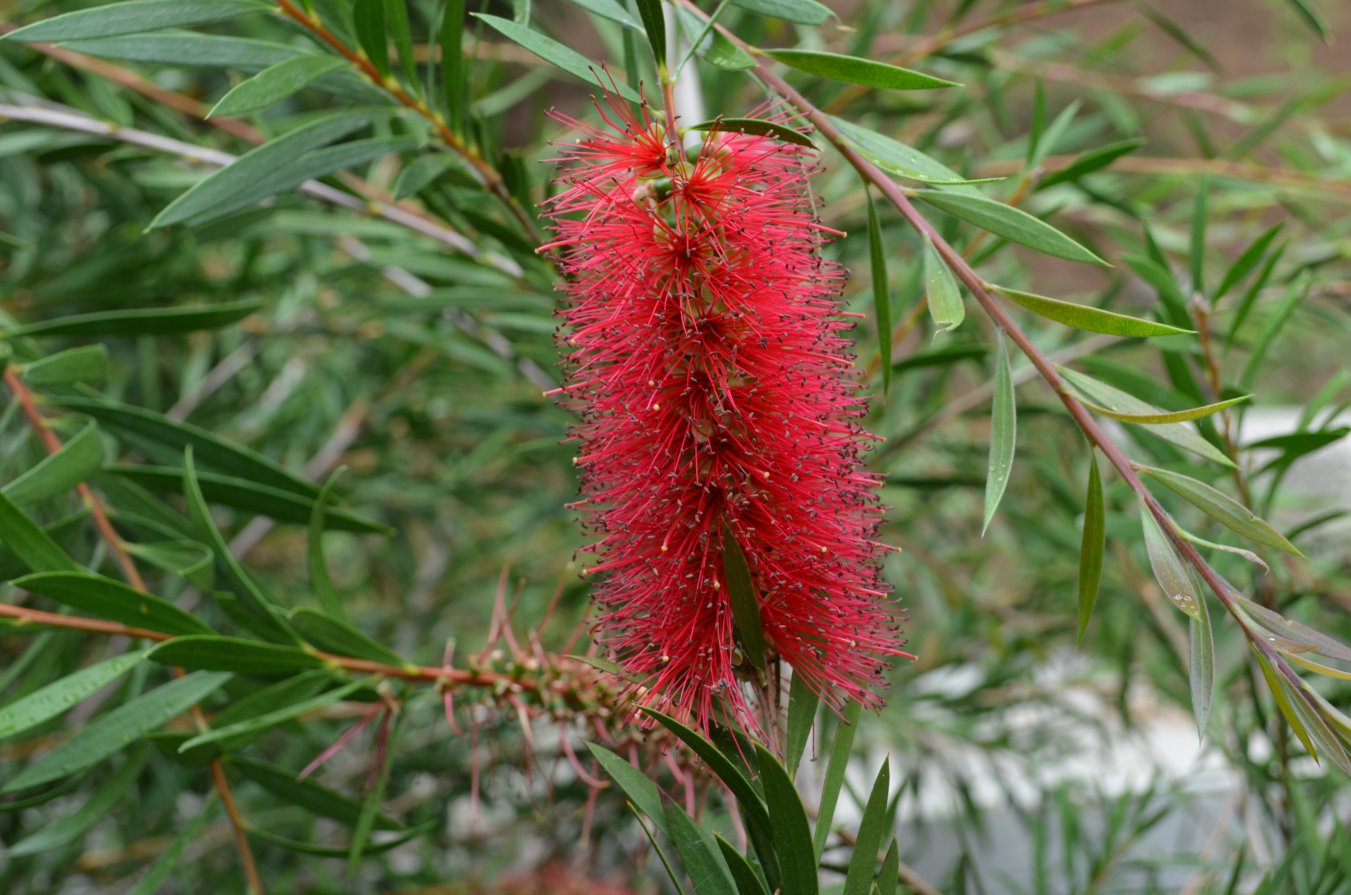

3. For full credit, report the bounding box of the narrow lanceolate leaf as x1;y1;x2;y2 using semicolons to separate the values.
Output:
1283;0;1330;42
353;0;390;77
915;190;1108;266
1139;506;1202;620
994;286;1191;337
876;839;900;895
768;49;957;90
290;606;405;666
923;237;964;333
755;745;819;895
148;110;392;229
716;835;772;895
178;679;364;752
731;0;832;24
722;524;767;674
2;422;104;506
232;757;404;830
829;117;997;187
785;671;818;778
21;345;109;385
1076;452;1105;647
439;0;467;132
150;635;324;675
982;333;1016;535
686;118;814;148
1239;271;1310;389
1235;597;1351;664
2;300;262;338
634;0;666;74
1190;590;1216;739
1057;367;1236;468
472;15;641;102
308;471;349;620
1215;222;1284;301
1138;466;1302;556
586;743;669;837
0;489;81;574
1074;394;1250;425
2;671;231;792
125;795;218;895
843;758;891;895
813;700;860;858
7;745;148;855
15;571;213;636
866;195;893;392
1176;526;1269;572
663;801;739;895
0;650;148;739
209;56;347;117
4;0;269;43
1038;138;1147;189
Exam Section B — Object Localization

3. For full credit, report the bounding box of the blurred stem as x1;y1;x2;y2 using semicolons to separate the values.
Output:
3;370;266;895
678;0;1278;662
272;0;542;243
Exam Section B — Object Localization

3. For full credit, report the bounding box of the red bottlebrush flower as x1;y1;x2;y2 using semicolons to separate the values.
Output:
543;95;909;733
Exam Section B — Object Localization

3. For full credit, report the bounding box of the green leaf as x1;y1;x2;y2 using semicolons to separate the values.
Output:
1234;597;1351;664
731;0;832;25
110;465;388;533
1038;138;1146;189
843;758;890;895
915;190;1108;266
246;819;432;857
0;649;148;739
768;49;956;90
308;471;349;620
439;0;467;132
353;0;390;77
232;757;404;830
125;796;218;895
3;422;104;506
567;0;641;28
182;448;297;644
635;0;666;74
829;117;996;187
785;672;817;779
2;670;231;792
1027;100;1079;171
982;333;1016;535
1283;0;1330;41
813;700;859;858
2;299;262;338
891;343;987;374
994;286;1191;337
4;0;269;43
675;6;755;70
923;237;964;333
150;635;324;675
754;744;819;895
1239;271;1310;389
685;118;814;148
1076;452;1105;647
1190;589;1215;739
722;524;766;674
178;678;364;752
1057;367;1236;467
7;745;148;856
15;571;212;636
663;800;739;895
392;154;466;201
876;838;900;895
210;55;348;117
586;743;669;837
1215;223;1284;302
640;708;781;891
715;834;772;895
1190;176;1208;297
61;33;299;70
385;0;416;87
1175;525;1269;572
148;110;389;229
0;489;81;574
1075;394;1250;425
54;396;320;498
122;540;215;590
865;194;892;392
290;606;405;666
472;15;641;103
1138;466;1302;556
21;345;108;385
1140;507;1202;620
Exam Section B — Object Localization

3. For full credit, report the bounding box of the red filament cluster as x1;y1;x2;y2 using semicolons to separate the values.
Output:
543;97;908;731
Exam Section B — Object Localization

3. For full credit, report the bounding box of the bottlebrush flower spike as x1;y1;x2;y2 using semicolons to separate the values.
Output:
542;94;910;733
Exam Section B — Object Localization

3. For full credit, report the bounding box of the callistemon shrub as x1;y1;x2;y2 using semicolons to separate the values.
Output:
543;97;907;732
